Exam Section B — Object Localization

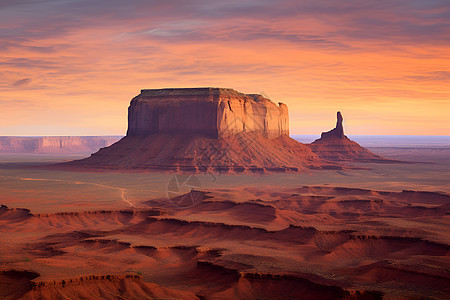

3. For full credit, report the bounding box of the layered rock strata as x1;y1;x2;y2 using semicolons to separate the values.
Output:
127;88;289;138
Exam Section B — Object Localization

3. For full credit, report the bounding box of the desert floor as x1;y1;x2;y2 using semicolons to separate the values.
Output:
0;146;449;299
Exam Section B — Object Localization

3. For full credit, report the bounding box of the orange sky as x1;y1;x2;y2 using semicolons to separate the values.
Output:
1;0;449;136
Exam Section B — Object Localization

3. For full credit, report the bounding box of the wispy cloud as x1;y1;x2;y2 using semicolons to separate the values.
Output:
11;78;32;88
1;98;42;109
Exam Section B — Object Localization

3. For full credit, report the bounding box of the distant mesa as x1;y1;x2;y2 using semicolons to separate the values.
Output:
307;111;388;162
59;87;390;172
0;136;121;154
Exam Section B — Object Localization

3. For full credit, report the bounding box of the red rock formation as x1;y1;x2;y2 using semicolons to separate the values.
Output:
63;88;327;172
64;132;324;172
321;111;344;139
127;88;289;138
308;112;388;162
59;90;393;171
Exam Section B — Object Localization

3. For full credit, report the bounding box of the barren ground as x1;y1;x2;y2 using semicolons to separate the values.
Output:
0;146;449;299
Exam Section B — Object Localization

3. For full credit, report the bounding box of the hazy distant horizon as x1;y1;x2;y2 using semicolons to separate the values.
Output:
293;134;450;147
1;134;450;148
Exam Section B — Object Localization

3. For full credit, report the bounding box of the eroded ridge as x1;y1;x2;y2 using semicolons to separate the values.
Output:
1;185;449;299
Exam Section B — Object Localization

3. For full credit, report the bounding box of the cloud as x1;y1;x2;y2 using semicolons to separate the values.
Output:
131;23;348;50
0;0;449;135
0;98;44;110
406;71;450;82
11;78;32;88
1;0;449;47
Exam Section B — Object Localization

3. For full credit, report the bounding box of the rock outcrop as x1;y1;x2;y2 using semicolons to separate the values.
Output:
321;111;344;139
59;89;393;171
63;88;327;172
0;136;121;154
308;112;388;162
127;88;289;138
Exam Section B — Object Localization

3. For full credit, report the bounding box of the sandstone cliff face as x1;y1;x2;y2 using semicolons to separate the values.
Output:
127;88;289;139
0;136;121;154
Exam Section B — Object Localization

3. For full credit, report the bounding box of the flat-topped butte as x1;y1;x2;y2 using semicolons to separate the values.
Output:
128;87;289;138
140;87;240;97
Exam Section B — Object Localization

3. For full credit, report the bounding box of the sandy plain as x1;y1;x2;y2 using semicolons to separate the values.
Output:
0;143;449;299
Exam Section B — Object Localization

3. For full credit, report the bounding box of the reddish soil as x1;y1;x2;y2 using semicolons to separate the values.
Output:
1;186;449;299
59;133;333;172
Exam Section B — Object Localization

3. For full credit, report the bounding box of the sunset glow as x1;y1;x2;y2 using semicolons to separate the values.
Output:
1;0;449;136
